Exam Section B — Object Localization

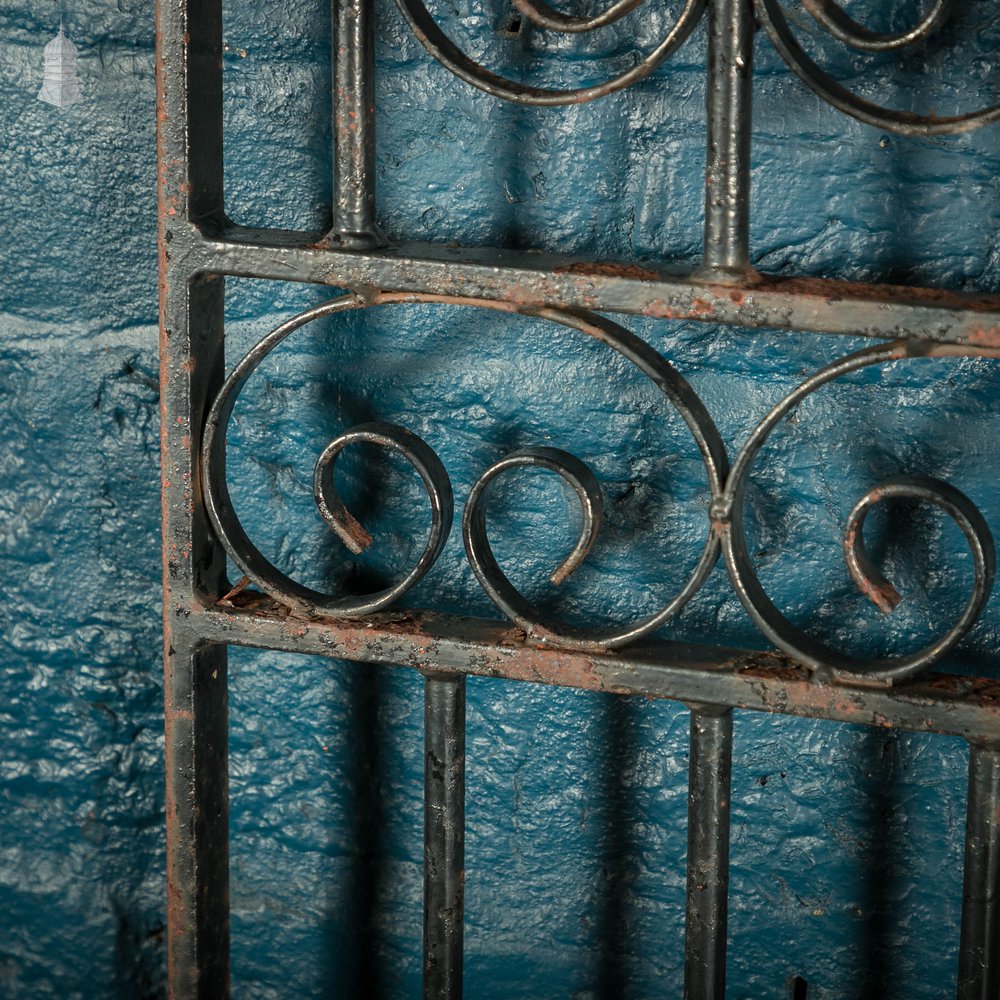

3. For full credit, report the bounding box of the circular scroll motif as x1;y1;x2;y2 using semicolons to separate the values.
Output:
393;0;705;105
202;293;727;649
719;341;996;684
204;301;997;679
753;0;1000;135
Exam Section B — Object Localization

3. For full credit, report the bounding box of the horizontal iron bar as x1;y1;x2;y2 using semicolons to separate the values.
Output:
176;224;1000;348
191;594;1000;741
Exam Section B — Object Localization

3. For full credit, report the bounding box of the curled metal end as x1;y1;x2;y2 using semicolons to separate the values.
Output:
313;421;453;561
720;341;998;684
463;447;606;639
533;450;604;585
467;446;602;589
205;414;455;618
844;474;994;621
844;488;902;614
315;447;374;556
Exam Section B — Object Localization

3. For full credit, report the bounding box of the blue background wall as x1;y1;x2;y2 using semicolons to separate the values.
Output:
2;0;1000;996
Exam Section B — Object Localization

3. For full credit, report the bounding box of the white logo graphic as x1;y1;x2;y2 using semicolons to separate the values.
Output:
38;24;84;109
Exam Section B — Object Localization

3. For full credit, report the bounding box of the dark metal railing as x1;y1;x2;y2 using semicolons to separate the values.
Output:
156;0;1000;996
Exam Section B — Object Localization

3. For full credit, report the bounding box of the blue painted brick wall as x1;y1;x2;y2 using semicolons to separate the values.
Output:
1;0;999;996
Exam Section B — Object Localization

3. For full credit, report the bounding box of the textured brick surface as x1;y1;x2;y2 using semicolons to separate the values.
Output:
2;0;1000;996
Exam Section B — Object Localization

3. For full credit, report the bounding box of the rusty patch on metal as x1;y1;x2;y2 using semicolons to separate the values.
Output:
553;260;663;281
736;652;806;683
968;327;1000;349
760;274;1000;311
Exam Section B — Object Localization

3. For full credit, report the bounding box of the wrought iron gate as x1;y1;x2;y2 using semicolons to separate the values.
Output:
156;0;1000;996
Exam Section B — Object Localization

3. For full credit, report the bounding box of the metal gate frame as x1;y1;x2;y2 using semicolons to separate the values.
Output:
156;0;1000;996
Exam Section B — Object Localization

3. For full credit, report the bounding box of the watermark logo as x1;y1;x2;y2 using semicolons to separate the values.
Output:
38;23;84;109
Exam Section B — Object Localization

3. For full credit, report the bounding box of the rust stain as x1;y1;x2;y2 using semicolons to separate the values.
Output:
553;260;662;281
207;598;1000;736
218;576;252;604
853;574;900;614
166;879;187;942
642;298;687;321
495;649;606;690
759;273;1000;309
969;677;1000;706
496;626;529;646
498;283;542;309
968;327;1000;349
737;658;805;684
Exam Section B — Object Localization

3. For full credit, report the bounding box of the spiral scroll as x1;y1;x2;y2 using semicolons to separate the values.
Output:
202;298;456;617
392;0;1000;131
718;341;996;684
203;293;727;649
393;0;705;105
204;302;997;681
754;0;1000;135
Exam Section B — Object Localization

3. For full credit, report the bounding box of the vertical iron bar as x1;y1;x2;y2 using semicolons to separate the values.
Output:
424;674;466;1000
326;0;383;247
163;639;230;999
699;0;756;281
157;0;230;994
958;742;1000;1000
684;705;734;1000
